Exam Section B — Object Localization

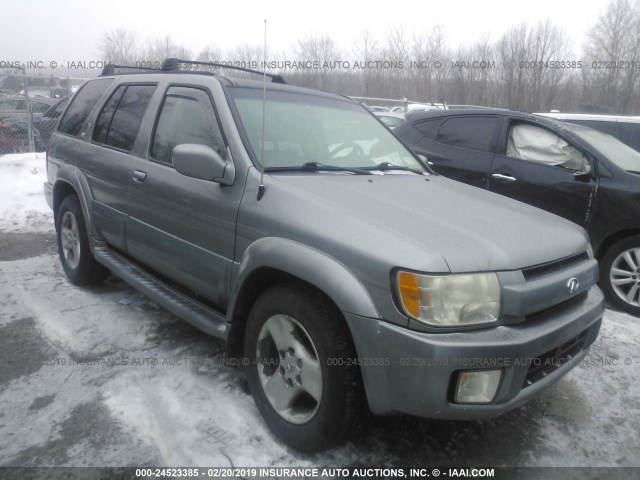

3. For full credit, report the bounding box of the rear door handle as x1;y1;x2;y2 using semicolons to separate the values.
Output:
491;173;517;182
133;170;147;183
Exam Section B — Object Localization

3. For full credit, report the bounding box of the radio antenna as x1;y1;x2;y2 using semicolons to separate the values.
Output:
258;18;267;201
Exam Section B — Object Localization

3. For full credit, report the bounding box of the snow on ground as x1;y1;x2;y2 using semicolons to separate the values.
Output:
1;252;638;468
0;151;638;468
0;152;53;233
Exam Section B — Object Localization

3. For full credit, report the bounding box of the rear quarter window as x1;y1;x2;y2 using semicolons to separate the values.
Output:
58;78;114;136
413;118;442;139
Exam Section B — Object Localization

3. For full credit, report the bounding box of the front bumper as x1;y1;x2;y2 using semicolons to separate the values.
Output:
345;285;604;419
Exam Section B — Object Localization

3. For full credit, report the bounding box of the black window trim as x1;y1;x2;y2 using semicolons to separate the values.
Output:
90;82;158;154
92;84;127;148
148;83;229;168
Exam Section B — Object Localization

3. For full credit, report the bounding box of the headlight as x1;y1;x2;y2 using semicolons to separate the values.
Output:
587;243;594;259
396;271;500;327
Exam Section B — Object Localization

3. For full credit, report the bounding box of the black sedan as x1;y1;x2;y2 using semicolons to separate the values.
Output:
395;109;640;316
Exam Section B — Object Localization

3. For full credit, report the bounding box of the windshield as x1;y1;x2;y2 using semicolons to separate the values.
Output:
229;87;424;173
569;125;640;173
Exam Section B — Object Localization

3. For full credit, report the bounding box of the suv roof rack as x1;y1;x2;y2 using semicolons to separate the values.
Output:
100;63;160;76
161;58;286;84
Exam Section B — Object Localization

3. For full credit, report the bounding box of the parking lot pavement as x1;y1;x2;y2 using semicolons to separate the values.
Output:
0;230;639;470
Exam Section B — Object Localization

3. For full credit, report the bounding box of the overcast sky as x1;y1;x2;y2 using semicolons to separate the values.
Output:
3;0;609;64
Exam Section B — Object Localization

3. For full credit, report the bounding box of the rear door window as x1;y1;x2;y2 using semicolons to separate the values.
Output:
435;116;499;153
58;78;114;136
93;84;156;151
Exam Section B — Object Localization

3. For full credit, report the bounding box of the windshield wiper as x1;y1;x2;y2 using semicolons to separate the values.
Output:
302;162;373;175
363;162;425;174
265;162;371;175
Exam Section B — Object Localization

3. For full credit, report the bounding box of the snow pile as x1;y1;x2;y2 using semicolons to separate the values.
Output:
0;152;53;233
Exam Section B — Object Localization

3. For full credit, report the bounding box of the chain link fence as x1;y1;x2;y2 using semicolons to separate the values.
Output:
0;70;89;155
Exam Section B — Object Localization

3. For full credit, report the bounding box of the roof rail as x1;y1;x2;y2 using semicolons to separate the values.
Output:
100;63;160;76
161;58;286;84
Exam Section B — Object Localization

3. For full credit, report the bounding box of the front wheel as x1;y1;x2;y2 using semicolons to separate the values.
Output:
56;195;109;286
601;235;640;316
244;284;365;452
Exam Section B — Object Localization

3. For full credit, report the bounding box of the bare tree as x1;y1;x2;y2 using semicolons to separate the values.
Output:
143;36;191;65
294;34;341;90
352;29;381;96
232;43;264;66
526;19;571;111
583;0;640;112
197;45;222;63
93;11;640;114
450;33;495;106
496;23;529;109
493;20;570;111
99;29;139;65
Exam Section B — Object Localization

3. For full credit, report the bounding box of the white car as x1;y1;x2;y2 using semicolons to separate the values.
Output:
535;112;640;153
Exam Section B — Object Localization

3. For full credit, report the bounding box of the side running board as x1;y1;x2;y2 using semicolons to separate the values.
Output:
93;247;228;340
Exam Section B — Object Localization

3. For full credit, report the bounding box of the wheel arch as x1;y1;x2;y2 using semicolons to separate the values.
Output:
226;238;380;358
52;166;93;235
595;228;640;260
52;179;77;223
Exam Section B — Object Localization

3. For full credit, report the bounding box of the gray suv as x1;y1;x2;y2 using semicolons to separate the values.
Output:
45;60;604;452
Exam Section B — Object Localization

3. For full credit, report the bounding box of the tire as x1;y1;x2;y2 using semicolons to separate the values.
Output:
244;283;366;452
600;235;640;316
56;195;109;286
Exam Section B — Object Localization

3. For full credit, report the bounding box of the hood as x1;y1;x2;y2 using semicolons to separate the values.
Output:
245;172;589;273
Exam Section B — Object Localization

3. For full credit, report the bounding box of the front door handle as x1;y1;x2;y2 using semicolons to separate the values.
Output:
491;173;517;182
133;170;147;183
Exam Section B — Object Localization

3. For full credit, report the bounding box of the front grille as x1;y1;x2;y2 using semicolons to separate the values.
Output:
522;252;589;281
523;329;589;388
524;291;588;323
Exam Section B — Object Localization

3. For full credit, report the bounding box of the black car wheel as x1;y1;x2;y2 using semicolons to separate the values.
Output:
244;283;365;452
601;235;640;316
56;195;109;285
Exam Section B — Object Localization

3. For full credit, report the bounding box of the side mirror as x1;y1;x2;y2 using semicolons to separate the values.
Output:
172;144;235;185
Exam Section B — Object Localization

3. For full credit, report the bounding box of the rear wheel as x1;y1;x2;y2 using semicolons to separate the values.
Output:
601;235;640;316
244;283;365;452
56;195;109;285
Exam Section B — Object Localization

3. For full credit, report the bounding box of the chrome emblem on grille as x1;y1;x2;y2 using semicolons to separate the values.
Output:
566;277;580;294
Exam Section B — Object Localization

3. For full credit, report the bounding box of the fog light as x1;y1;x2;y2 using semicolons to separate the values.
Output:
455;370;502;404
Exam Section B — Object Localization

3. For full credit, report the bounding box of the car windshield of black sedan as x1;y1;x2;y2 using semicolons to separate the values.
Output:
229;87;423;173
571;125;640;173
